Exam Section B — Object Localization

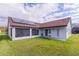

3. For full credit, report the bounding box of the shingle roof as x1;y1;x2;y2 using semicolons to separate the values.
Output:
8;17;39;28
39;17;71;28
8;17;71;28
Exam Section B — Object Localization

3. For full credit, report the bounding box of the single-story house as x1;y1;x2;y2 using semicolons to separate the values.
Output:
8;17;72;40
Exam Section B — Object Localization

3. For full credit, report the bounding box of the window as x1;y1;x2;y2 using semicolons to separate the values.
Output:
45;29;51;36
32;29;39;35
15;28;30;37
45;29;48;36
10;28;12;37
48;29;51;34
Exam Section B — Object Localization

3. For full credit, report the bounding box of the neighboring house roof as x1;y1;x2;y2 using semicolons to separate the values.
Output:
8;17;71;28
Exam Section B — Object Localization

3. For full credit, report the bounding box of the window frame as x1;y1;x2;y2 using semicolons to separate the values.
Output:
15;28;30;37
32;29;39;36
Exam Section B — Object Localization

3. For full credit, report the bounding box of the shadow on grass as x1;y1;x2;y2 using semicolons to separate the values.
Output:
0;35;12;41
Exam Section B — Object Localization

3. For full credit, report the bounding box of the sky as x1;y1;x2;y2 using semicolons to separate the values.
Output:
0;3;79;26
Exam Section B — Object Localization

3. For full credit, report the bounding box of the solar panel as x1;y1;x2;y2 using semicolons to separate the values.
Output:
13;18;36;24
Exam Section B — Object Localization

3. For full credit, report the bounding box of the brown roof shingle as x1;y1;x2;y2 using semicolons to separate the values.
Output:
39;17;71;28
8;17;39;28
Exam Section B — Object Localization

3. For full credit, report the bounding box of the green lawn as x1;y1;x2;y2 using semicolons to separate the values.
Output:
0;34;79;56
0;32;6;35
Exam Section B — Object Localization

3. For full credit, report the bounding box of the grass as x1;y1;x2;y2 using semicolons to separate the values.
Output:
0;34;79;55
0;32;6;35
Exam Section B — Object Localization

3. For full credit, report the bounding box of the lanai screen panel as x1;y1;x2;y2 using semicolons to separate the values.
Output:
15;28;30;37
